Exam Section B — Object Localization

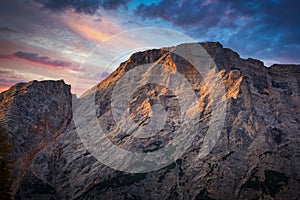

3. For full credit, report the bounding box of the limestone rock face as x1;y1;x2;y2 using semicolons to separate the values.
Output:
0;80;74;194
2;43;299;199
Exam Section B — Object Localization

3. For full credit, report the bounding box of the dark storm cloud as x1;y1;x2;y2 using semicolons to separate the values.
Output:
34;0;131;15
13;51;77;68
136;0;300;64
136;0;299;32
136;0;238;29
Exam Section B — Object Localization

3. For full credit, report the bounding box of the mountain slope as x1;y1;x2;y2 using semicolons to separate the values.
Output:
1;42;299;199
0;80;74;194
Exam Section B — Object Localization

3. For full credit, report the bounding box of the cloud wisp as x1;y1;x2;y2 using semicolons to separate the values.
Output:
12;51;78;69
34;0;131;15
0;26;18;33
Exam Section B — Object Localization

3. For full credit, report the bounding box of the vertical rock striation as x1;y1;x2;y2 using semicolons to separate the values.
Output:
1;43;299;199
0;80;74;195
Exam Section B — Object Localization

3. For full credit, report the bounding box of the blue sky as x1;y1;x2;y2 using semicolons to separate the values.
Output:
0;0;299;95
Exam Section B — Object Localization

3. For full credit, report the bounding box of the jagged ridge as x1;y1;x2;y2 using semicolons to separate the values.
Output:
1;42;299;199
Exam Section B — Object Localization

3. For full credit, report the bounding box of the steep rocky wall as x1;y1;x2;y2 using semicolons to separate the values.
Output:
4;43;299;199
0;80;74;194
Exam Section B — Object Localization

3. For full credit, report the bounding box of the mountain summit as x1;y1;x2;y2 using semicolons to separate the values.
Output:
1;42;299;199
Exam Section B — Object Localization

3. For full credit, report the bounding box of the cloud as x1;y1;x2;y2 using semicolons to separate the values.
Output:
0;70;27;93
135;0;300;64
0;54;11;59
66;23;109;42
13;51;78;69
34;0;131;15
0;26;18;33
97;71;110;80
136;0;236;29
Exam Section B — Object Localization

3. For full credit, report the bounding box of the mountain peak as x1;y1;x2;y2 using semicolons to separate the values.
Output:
1;43;299;199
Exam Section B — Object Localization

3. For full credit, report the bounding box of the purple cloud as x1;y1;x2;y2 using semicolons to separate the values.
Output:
13;51;77;69
0;26;18;33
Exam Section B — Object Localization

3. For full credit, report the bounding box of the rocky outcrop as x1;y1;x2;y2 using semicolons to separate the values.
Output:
0;80;74;194
2;43;299;199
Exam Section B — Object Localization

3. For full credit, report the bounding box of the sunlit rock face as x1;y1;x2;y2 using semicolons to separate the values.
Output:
1;42;299;199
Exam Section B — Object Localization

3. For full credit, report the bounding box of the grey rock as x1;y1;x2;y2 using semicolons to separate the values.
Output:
1;43;299;199
0;80;74;194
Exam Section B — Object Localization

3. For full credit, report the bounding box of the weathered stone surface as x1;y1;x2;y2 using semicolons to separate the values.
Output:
1;43;299;199
0;80;74;194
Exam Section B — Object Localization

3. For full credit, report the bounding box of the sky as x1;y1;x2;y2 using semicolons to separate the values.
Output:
0;0;299;95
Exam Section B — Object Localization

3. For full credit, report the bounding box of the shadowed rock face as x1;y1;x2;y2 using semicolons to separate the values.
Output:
0;80;74;194
1;42;299;199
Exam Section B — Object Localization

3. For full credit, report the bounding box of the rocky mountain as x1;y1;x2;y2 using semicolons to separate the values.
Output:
0;80;74;194
1;42;299;199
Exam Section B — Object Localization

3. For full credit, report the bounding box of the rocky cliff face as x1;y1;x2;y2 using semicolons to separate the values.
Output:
1;42;299;199
0;80;74;194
